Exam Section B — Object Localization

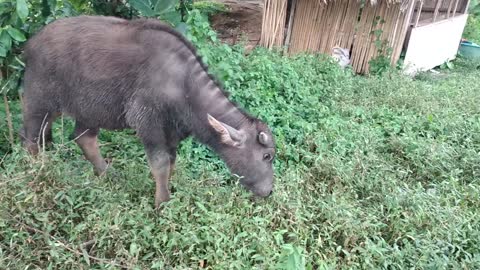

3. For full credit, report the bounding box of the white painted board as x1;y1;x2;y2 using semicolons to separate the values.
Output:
403;14;468;75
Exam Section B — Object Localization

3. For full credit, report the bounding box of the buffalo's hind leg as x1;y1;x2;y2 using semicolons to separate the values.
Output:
71;123;108;176
22;109;58;155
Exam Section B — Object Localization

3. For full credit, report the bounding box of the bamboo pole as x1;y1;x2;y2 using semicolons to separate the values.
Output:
452;0;460;16
329;1;345;52
346;0;360;51
367;1;389;71
392;0;415;65
342;0;357;48
319;1;333;52
260;0;269;46
447;0;454;17
269;0;277;47
463;0;471;13
364;1;387;72
433;0;443;22
310;1;323;52
310;0;322;52
295;0;308;52
414;0;424;26
357;3;377;72
271;0;287;48
390;6;405;64
289;0;303;53
284;0;297;53
261;0;267;44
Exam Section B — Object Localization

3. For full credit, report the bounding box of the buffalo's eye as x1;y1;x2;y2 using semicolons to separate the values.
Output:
263;153;273;162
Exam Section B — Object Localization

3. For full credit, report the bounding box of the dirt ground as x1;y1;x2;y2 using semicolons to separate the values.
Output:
209;0;263;50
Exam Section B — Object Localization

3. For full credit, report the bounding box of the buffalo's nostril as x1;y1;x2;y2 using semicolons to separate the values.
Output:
268;190;273;196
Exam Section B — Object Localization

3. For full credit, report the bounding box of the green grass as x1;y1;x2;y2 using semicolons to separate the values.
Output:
1;46;480;269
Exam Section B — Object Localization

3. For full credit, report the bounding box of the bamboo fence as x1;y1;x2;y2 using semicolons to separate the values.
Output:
261;0;417;73
260;0;288;48
261;0;468;73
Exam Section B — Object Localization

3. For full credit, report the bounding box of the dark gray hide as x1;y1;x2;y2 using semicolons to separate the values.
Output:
21;16;276;207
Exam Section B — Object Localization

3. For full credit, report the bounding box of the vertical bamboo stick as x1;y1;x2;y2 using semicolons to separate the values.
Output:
356;3;376;72
363;1;385;72
392;0;415;65
284;0;297;52
433;0;443;22
447;0;454;17
452;0;460;16
365;1;388;72
463;0;471;13
414;0;424;26
346;0;360;51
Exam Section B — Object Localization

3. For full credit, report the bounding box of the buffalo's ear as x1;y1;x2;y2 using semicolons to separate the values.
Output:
207;114;246;147
258;131;269;145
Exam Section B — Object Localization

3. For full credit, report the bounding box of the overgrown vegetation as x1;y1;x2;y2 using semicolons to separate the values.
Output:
1;1;480;269
463;0;480;43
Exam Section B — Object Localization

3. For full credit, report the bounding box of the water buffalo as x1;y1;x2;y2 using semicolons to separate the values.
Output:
21;16;275;207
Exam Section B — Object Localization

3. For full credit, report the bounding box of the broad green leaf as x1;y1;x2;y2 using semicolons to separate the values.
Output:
161;10;181;26
175;22;188;35
154;0;177;14
0;31;12;51
7;27;26;42
129;0;155;17
0;46;7;58
16;0;29;21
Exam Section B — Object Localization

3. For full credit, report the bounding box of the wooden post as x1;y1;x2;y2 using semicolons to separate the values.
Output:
284;0;297;53
447;0;454;17
452;0;460;16
433;0;443;22
463;0;471;14
414;0;424;27
392;0;416;65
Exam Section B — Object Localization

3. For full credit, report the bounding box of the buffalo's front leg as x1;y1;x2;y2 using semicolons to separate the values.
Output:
145;148;171;208
72;124;108;176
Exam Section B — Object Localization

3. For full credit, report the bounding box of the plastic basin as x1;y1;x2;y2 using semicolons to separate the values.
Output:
459;41;480;59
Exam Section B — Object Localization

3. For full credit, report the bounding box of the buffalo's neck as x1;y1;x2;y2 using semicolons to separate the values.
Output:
185;61;247;148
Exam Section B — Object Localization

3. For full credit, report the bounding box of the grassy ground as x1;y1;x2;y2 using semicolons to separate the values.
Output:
1;46;479;269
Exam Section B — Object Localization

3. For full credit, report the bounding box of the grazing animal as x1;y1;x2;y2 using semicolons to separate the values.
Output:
21;16;275;207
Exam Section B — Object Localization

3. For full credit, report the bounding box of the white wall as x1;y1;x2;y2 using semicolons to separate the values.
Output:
403;14;468;75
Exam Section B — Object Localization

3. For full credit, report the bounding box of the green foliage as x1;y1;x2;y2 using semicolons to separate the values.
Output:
368;18;394;75
128;0;184;27
439;60;455;70
0;0;82;96
192;0;225;16
2;31;480;268
468;0;480;15
462;0;480;43
128;0;176;17
463;15;480;43
87;0;132;18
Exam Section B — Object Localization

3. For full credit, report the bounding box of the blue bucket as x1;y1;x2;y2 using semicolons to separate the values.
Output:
459;40;480;59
